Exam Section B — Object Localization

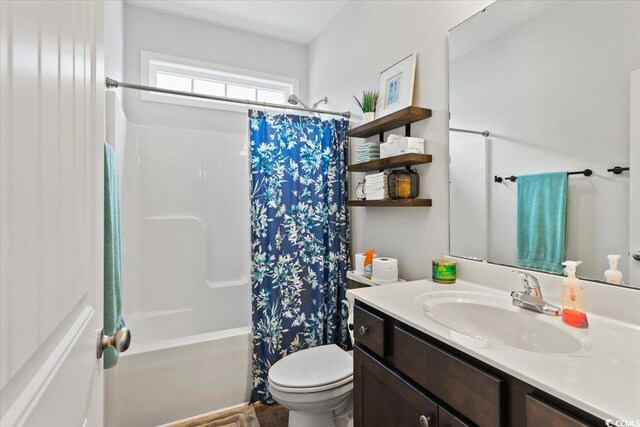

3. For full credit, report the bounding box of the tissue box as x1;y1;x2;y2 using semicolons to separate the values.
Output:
380;134;425;158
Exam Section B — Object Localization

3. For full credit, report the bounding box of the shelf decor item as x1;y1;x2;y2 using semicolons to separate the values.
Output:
353;90;379;123
356;181;366;200
388;169;419;199
377;53;417;118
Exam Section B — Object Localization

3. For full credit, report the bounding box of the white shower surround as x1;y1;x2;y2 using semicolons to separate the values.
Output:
106;111;252;426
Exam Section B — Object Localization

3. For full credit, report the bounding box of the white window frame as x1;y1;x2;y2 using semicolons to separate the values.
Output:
140;50;299;113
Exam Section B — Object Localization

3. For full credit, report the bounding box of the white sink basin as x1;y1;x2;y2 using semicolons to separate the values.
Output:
419;291;590;354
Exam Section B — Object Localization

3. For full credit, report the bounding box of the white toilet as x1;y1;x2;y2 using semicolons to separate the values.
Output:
268;300;355;427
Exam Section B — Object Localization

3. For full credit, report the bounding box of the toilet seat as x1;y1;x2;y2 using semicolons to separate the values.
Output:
269;374;353;394
268;344;353;393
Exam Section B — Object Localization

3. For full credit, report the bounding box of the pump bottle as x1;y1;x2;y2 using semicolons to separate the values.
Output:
561;261;588;328
604;254;623;285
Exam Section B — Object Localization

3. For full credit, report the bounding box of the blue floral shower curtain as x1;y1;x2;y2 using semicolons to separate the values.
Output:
249;110;350;403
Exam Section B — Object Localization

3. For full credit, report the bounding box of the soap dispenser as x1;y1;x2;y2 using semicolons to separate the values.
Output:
561;261;588;328
604;254;623;285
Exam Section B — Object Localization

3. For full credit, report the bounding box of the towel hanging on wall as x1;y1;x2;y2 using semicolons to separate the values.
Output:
517;172;568;274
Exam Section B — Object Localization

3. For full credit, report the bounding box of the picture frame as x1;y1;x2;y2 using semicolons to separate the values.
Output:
377;53;417;117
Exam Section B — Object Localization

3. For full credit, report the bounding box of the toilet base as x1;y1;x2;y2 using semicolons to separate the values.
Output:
288;410;336;427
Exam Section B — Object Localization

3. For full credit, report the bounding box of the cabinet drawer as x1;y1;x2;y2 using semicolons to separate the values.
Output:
525;395;591;427
393;326;504;427
439;407;471;427
354;346;438;427
353;305;385;357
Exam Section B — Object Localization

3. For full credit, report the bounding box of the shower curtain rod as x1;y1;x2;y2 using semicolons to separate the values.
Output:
450;128;490;137
105;78;351;118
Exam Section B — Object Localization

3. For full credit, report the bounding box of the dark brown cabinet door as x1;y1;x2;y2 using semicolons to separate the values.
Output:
439;407;471;427
354;346;438;427
525;395;592;427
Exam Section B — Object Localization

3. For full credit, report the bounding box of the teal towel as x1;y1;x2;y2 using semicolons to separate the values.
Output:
104;144;125;369
517;172;568;274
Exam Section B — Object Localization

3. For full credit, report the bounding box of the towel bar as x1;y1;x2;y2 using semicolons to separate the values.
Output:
494;169;592;183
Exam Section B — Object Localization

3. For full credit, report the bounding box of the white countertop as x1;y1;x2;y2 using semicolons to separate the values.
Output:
347;270;405;286
347;279;640;421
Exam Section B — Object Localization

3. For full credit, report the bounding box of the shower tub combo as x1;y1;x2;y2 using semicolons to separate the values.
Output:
105;110;252;427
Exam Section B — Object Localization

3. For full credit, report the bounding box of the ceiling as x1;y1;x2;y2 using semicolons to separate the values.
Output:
125;0;347;45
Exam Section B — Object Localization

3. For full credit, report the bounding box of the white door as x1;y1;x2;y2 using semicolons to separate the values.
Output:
1;1;105;426
630;69;640;284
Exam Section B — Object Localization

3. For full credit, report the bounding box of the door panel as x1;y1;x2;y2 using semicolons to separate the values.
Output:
630;69;640;284
0;1;105;425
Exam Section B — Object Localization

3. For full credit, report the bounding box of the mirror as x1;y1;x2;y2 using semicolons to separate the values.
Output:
448;1;640;288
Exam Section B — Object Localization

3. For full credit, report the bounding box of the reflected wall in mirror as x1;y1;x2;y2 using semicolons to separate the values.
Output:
449;1;640;288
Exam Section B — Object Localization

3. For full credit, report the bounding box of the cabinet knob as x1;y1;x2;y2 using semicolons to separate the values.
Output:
419;415;431;426
633;251;640;261
359;326;368;335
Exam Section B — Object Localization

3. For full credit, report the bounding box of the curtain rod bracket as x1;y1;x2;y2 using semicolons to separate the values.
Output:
106;77;119;88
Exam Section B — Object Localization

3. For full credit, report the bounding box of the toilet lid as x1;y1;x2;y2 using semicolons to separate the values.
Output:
268;344;353;389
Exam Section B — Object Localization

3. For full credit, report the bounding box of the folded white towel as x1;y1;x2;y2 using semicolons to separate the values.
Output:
364;171;389;200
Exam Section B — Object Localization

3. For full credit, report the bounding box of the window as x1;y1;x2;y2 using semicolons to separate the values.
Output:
141;51;297;112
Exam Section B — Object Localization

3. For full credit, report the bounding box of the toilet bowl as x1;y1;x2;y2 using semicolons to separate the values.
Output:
268;344;353;427
268;300;355;427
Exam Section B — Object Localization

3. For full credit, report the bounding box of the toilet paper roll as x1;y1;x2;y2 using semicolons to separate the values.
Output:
354;252;376;275
372;257;399;282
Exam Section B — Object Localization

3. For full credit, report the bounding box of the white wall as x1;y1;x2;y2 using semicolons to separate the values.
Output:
105;0;124;98
123;4;308;133
309;1;492;280
450;1;639;281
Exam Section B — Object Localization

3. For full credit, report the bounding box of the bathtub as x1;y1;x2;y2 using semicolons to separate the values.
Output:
106;319;252;427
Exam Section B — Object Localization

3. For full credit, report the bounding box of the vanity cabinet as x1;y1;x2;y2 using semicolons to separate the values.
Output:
353;301;604;427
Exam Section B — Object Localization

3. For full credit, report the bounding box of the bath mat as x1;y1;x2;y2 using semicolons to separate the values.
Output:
253;402;289;427
170;405;260;427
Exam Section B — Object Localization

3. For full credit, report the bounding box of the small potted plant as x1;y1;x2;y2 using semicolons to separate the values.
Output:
353;90;379;123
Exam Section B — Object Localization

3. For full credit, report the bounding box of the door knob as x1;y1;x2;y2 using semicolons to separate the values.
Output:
96;327;131;359
633;251;640;261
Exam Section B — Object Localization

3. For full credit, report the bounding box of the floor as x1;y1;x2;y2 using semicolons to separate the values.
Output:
169;403;289;427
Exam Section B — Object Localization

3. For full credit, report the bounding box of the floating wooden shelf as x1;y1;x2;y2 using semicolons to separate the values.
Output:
349;153;432;172
348;106;432;138
348;199;432;207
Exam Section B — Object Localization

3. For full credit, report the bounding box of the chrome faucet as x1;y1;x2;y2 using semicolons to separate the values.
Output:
514;270;543;298
511;270;562;316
